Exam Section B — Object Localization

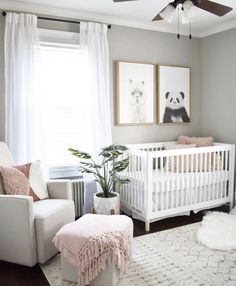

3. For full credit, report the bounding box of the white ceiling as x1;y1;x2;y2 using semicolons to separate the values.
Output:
0;0;236;37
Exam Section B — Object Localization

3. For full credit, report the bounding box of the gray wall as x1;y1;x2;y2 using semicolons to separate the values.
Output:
200;28;236;144
0;19;202;144
109;25;202;144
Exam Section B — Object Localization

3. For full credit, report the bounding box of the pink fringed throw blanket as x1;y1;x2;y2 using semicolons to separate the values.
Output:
53;214;133;286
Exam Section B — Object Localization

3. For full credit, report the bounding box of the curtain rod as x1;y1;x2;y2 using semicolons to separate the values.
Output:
2;11;112;29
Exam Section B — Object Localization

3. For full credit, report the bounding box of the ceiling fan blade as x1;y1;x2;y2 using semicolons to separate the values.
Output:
113;0;138;2
152;1;177;21
197;0;232;17
152;4;170;21
152;13;163;21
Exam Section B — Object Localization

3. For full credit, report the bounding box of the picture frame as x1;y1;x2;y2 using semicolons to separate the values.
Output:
157;65;190;124
116;61;155;125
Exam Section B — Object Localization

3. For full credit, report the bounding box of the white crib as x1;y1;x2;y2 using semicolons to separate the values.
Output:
118;142;235;231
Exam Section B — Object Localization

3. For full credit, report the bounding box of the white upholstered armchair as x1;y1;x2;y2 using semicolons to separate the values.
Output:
0;142;75;266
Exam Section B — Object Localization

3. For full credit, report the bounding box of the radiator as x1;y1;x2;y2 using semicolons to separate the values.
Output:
71;179;85;218
71;179;98;217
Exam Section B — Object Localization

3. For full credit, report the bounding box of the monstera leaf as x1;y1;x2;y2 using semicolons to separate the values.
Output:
69;144;130;198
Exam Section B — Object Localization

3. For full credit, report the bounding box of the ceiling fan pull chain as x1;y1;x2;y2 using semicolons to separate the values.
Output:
177;4;180;39
189;19;192;39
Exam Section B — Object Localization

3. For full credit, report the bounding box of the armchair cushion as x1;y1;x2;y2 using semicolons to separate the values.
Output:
33;199;75;263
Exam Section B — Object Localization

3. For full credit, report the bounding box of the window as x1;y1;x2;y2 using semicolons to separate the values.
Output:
37;29;90;173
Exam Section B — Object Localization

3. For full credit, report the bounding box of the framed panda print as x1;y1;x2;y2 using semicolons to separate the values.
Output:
116;61;155;125
157;65;190;124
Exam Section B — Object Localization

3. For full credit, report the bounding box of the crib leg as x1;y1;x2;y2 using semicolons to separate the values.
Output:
145;220;150;232
230;200;234;211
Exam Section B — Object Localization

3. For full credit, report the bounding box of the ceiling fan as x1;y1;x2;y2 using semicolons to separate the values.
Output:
113;0;232;22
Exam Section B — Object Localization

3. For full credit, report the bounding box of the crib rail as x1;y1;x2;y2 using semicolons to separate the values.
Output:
118;142;235;231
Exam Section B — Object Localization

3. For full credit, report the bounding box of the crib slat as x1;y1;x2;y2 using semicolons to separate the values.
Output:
166;157;169;210
195;153;199;204
213;152;216;200
154;157;158;212
181;155;184;207
138;156;141;209
224;151;229;198
216;151;220;200
129;154;134;206
186;154;189;207
134;155;137;209
171;156;174;209
208;152;212;201
137;155;140;209
176;155;179;209
219;151;223;199
204;152;207;202
139;155;143;210
190;153;194;205
216;152;219;199
161;157;164;211
199;153;203;203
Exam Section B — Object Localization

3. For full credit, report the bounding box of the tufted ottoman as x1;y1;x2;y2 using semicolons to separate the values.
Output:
53;214;133;286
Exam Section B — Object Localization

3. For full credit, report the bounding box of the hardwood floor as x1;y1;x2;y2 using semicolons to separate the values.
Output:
0;205;229;286
0;261;50;286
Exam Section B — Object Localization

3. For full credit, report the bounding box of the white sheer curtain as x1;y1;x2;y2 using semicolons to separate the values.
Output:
4;13;41;164
80;22;112;212
80;22;112;155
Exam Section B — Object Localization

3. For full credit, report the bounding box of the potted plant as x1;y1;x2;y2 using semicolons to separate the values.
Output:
68;144;130;215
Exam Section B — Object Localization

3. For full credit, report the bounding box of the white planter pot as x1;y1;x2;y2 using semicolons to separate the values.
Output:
94;192;120;215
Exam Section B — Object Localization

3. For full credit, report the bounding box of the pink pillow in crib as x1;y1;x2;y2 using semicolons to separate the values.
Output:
177;136;214;147
0;166;30;196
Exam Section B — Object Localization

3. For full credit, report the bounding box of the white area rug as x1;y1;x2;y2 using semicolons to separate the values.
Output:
197;210;236;251
41;223;236;286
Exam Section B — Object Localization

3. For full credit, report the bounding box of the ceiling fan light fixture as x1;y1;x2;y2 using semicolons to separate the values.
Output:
159;4;175;22
183;0;197;19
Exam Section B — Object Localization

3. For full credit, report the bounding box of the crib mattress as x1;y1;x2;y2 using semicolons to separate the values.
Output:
125;170;229;188
120;170;229;212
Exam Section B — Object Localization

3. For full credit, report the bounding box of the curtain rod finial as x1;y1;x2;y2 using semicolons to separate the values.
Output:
2;11;6;17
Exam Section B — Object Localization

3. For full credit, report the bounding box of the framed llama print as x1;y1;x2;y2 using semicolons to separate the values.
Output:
157;65;190;124
117;61;155;125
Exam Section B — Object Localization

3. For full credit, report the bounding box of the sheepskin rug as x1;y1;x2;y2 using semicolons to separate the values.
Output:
197;208;236;251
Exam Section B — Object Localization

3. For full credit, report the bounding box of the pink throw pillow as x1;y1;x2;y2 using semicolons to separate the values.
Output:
0;166;30;196
14;163;40;201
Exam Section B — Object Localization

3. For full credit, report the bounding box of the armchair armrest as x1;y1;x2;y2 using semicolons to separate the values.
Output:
47;179;73;200
0;195;37;266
